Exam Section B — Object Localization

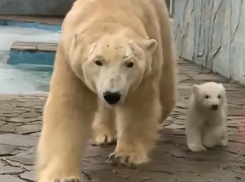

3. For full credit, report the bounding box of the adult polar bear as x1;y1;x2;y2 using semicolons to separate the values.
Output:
36;0;177;181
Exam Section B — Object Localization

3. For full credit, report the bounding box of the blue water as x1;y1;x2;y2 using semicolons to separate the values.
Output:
0;60;52;94
0;25;59;94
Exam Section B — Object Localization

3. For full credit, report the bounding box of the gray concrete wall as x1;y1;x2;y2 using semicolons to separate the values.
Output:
173;0;245;85
0;0;76;16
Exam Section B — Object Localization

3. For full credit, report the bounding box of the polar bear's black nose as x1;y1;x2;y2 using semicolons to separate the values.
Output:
211;104;218;110
103;92;121;105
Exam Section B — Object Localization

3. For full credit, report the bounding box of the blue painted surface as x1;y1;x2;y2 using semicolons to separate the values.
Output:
8;50;55;66
0;20;61;31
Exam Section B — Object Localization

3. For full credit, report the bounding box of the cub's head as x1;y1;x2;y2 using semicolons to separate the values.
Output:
192;82;226;111
70;34;157;106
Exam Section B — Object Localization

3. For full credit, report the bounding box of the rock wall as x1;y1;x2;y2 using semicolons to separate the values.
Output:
173;0;245;85
0;0;76;16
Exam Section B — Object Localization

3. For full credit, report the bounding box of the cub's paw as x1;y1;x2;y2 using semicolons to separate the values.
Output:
50;177;80;182
107;151;148;167
218;138;229;147
188;144;207;152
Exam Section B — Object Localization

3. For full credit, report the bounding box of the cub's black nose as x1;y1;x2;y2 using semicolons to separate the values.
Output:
103;92;121;105
211;104;218;110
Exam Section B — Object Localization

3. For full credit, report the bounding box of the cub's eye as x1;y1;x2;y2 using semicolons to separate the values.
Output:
125;62;134;68
95;60;103;66
218;95;221;99
205;95;209;99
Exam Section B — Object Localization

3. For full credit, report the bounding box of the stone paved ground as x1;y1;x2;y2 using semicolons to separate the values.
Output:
0;59;244;182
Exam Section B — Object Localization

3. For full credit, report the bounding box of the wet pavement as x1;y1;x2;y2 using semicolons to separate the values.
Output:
0;59;244;182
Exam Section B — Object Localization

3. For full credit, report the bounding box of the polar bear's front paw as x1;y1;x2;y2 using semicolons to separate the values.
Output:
92;122;117;145
41;176;80;182
54;177;80;182
188;144;207;152
94;133;117;145
107;151;148;167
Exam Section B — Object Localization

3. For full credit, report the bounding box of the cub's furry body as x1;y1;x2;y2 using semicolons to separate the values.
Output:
185;82;228;152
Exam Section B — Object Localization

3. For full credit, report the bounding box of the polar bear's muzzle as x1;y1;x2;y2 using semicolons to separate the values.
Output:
98;75;129;106
103;91;121;105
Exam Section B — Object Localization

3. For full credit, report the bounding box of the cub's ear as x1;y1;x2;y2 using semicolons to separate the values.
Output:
192;84;199;95
145;39;158;54
218;83;226;94
219;83;224;88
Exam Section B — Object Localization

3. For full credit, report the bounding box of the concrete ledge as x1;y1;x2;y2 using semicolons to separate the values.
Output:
8;41;57;65
9;51;55;65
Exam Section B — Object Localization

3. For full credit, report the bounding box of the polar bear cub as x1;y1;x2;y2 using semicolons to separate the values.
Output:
185;82;228;152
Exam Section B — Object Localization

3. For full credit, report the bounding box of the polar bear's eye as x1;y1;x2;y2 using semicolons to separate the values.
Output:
205;95;209;99
218;95;221;99
95;60;103;66
125;62;134;68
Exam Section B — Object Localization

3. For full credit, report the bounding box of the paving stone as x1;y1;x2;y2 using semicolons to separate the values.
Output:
15;124;41;134
0;134;38;146
0;166;24;175
1;158;22;168
0;121;6;126
23;165;33;171
0;123;21;133
19;171;35;182
29;132;40;137
6;117;42;123
8;153;35;166
0;161;5;167
0;144;18;156
0;175;24;182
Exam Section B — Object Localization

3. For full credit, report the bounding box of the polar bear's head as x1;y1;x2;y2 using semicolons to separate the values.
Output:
70;34;157;106
192;82;226;111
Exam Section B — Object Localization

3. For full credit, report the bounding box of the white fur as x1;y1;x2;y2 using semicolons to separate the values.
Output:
77;34;157;107
36;0;177;181
185;82;229;152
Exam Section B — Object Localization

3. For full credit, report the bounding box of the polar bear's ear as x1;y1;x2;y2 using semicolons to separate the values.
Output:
129;41;138;56
145;39;158;54
74;34;80;47
69;33;86;61
192;85;199;95
73;33;84;47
